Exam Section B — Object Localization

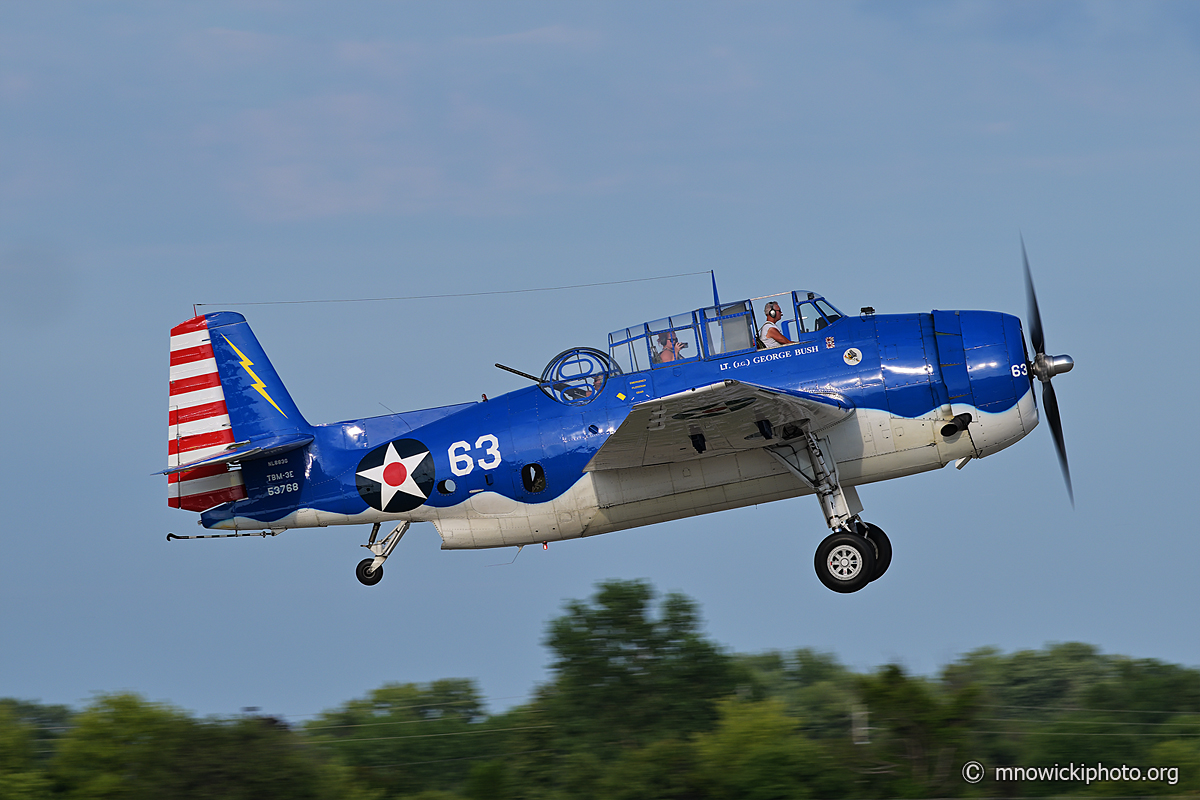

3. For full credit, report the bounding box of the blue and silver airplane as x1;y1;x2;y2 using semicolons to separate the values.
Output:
164;253;1073;593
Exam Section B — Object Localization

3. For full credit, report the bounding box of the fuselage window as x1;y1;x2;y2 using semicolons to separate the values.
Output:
792;301;823;335
815;299;842;324
701;302;755;357
521;463;547;493
609;327;651;374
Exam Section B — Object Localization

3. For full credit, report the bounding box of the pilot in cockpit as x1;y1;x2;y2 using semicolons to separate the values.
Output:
759;301;793;349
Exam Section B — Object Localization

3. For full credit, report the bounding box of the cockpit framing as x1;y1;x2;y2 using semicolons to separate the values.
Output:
605;290;844;380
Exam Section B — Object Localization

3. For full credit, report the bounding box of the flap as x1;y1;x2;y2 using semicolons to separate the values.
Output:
585;379;853;471
160;432;314;475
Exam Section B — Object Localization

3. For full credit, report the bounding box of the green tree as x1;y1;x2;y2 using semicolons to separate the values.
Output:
0;705;51;800
1085;655;1200;715
692;699;837;800
855;664;978;798
464;759;511;800
1021;657;1200;794
1145;719;1200;795
942;643;1113;720
0;700;71;753
941;642;1117;794
481;695;564;800
942;644;1200;796
52;693;372;800
305;679;497;798
51;692;198;799
735;649;858;740
595;737;698;800
543;580;736;752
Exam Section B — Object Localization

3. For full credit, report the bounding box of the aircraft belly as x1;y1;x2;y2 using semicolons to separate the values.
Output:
838;448;944;485
595;449;784;507
586;473;810;536
584;443;939;535
433;449;816;547
828;407;940;461
431;474;602;549
829;408;943;485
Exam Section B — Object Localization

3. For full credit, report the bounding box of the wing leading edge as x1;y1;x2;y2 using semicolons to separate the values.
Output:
585;379;854;471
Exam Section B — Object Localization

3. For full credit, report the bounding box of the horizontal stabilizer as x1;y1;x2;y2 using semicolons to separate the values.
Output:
160;432;313;476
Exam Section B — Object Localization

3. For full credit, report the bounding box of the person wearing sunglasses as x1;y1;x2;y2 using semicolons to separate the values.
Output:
656;331;688;363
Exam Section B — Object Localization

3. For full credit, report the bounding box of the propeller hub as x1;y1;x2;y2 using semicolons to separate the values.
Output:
1031;353;1074;383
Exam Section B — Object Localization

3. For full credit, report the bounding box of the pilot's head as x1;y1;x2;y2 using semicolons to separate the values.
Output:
765;301;782;320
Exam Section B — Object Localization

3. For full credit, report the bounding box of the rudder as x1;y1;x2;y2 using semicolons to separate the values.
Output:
167;312;309;511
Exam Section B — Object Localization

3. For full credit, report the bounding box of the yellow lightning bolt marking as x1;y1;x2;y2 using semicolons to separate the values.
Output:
222;335;287;418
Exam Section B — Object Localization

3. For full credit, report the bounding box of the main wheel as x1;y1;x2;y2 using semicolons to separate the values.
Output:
814;531;876;593
356;558;383;586
862;523;892;582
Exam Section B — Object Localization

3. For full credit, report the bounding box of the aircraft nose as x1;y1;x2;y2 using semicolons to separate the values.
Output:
933;310;1035;454
955;311;1027;412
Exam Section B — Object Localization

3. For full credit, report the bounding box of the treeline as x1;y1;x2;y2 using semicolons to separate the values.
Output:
3;580;1200;799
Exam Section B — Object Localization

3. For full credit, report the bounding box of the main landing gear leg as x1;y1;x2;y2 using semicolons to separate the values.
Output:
766;424;891;593
356;521;410;586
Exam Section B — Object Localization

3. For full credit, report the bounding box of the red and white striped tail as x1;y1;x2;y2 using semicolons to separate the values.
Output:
168;316;247;511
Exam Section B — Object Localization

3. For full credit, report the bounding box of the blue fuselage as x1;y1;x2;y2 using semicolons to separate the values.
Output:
200;309;1034;538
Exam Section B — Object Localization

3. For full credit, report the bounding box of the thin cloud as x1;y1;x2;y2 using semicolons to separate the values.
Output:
458;24;602;48
179;27;291;71
199;92;563;220
334;40;416;80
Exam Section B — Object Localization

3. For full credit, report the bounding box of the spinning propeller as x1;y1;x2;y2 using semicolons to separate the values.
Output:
1022;237;1075;506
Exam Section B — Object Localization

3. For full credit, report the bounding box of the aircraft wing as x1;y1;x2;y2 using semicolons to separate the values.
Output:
585;379;853;471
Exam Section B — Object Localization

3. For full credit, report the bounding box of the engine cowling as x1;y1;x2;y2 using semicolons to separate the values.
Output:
930;310;1038;457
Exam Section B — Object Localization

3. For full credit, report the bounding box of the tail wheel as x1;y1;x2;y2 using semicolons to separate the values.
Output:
814;532;876;594
356;558;383;586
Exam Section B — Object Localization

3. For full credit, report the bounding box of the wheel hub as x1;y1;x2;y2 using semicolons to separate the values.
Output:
827;545;863;580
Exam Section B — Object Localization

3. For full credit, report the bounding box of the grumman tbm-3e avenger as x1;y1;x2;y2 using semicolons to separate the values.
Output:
163;250;1073;593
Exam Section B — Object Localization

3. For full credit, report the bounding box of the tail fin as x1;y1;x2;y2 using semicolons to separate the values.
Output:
167;312;309;511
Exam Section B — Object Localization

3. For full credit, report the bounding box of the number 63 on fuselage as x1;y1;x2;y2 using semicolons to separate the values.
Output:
163;278;1073;593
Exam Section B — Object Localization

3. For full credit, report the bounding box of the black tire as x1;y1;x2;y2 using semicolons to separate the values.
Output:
862;523;892;582
356;558;383;586
814;531;876;594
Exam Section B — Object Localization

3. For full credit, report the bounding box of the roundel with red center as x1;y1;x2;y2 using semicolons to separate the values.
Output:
355;438;435;513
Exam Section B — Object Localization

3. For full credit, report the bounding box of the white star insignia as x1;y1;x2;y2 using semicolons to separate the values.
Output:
356;442;429;509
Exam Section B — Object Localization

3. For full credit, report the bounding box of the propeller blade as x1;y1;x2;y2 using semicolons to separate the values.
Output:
1021;237;1073;506
1022;236;1045;356
1041;380;1074;508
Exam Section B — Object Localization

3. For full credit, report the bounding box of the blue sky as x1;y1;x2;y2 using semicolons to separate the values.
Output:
2;1;1198;722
